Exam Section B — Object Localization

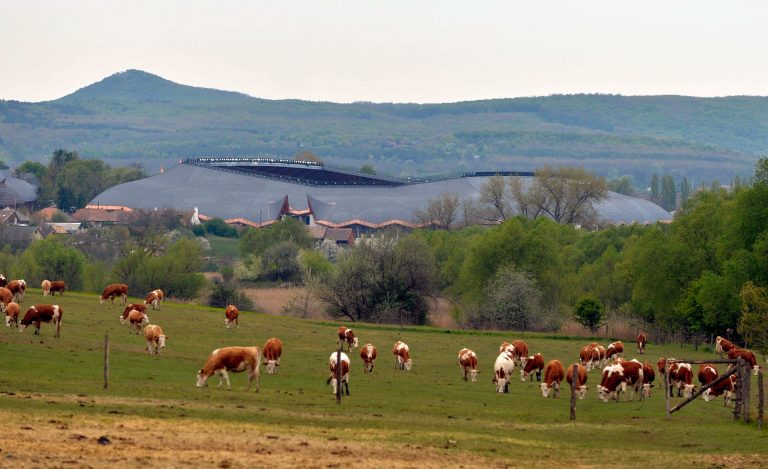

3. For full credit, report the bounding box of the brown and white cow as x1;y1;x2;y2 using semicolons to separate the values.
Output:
637;333;647;354
0;274;6;287
120;303;147;324
674;362;695;398
597;359;643;402
520;353;545;382
263;337;283;374
458;348;478;382
144;289;164;310
41;279;52;296
49;280;66;296
499;341;515;355
566;363;589;399
0;286;13;311
594;344;608;368
337;326;358;351
19;304;62;337
605;341;624;361
126;309;149;334
327;351;350;395
641;362;656;398
144;324;167;355
100;283;128;305
196;346;261;391
541;359;565;398
360;343;377;373
579;344;596;371
393;341;412;370
493;351;515;393
4;301;20;328
702;369;736;406
728;348;760;375
225;305;239;329
511;340;529;366
8;279;26;303
715;336;736;357
657;357;682;398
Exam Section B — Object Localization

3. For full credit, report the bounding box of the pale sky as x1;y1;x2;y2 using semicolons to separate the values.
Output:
2;0;767;103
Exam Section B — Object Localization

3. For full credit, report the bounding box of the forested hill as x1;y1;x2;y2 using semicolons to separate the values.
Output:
1;69;767;182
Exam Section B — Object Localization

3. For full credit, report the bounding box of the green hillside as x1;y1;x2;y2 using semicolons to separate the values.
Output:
1;69;766;182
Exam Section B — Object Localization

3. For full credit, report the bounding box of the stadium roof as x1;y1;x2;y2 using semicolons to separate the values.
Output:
89;159;672;230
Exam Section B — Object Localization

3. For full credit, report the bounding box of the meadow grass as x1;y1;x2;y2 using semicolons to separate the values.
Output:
1;289;766;466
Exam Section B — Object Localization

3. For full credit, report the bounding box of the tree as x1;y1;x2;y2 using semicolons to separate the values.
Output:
680;177;690;201
414;192;460;229
526;166;607;225
240;217;313;258
13;238;86;290
607;176;634;195
261;240;301;281
471;264;542;331
293;150;323;163
574;296;606;333
360;164;376;175
478;175;510;222
737;282;768;358
661;175;676;211
15;161;48;180
755;157;768;184
650;173;660;203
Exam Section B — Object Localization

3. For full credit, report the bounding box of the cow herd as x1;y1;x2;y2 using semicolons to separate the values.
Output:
1;277;64;337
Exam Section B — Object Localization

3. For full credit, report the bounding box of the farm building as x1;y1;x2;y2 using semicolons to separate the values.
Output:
88;158;672;235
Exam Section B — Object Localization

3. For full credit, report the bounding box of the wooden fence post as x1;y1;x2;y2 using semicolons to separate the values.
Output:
734;358;743;421
665;361;671;418
570;364;577;421
103;335;109;389
742;358;751;423
758;370;764;430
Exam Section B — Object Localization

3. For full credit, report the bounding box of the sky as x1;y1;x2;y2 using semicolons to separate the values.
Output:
2;0;767;103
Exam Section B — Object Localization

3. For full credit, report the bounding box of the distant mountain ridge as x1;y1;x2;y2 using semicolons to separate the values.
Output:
1;69;766;183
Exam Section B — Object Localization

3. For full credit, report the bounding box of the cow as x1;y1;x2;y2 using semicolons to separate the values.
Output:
637;333;647;354
493;351;516;393
458;348;478;382
566;363;588;399
641;362;656;398
8;279;26;303
605;341;624;360
0;287;13;312
48;281;66;296
393;341;412;370
597;359;643;402
657;357;682;398
0;274;6;287
499;341;515;355
594;344;608;368
715;336;736;358
674;363;695;398
263;337;283;374
100;283;128;305
144;289;164;310
4;301;20;327
512;340;529;366
144;324;167;355
196;346;261;391
337;326;358;351
19;304;63;337
225;305;239;329
541;359;565;398
120;303;147;324
327;351;350;395
579;344;596;371
728;348;760;375
41;279;51;296
360;343;377;373
520;353;545;382
702;371;736;406
126;309;149;334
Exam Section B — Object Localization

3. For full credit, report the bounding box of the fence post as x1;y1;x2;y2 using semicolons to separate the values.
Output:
758;370;764;430
734;358;743;421
570;364;577;421
742;358;751;423
103;335;109;389
665;361;671;419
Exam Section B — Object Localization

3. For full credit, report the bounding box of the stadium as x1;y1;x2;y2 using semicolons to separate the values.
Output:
88;157;672;235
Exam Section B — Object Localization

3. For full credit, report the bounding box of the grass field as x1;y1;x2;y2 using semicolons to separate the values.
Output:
1;290;766;468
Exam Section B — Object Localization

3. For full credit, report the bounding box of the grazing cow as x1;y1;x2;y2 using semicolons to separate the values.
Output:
393;341;412;370
566;363;589;399
19;304;63;337
327;351;350;395
144;324;167;355
120;303;147;324
100;283;128;305
196;346;261;391
605;341;624;360
499;341;515;355
458;348;478;382
337;326;358;351
641;362;656;398
4;301;20;327
715;336;736;357
0;274;6;287
144;289;164;310
594;344;608;368
579;344;596;371
126;309;149;334
702;371;736;406
511;340;529;366
674;363;695;398
728;348;760;375
360;343;377;373
41;279;51;296
263;337;283;374
597;359;643;402
48;281;66;296
541;360;565;398
637;333;647;354
657;357;682;397
225;305;239;329
520;353;545;382
493;351;516;393
698;364;718;388
8;279;26;303
0;288;14;313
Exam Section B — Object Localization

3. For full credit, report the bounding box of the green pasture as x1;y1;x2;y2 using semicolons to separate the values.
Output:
1;289;766;465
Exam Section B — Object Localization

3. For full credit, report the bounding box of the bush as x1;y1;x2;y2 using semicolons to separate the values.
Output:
260;241;300;281
574;296;606;333
208;280;255;310
205;218;238;238
13;238;86;290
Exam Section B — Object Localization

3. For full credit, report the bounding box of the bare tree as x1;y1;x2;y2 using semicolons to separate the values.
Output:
478;175;510;222
459;198;482;228
415;192;460;229
526;166;607;225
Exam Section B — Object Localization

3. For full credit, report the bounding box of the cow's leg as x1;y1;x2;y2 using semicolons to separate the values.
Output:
55;318;60;338
218;370;231;389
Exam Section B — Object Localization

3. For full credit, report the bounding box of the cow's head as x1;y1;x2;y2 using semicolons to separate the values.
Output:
642;383;653;398
266;360;278;374
683;384;695;399
577;385;588;400
495;377;507;393
4;314;10;327
540;382;552;398
196;370;209;387
753;365;760;376
403;358;412;371
520;370;530;382
225;318;232;329
157;335;167;349
702;388;716;402
468;369;478;382
99;296;106;304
